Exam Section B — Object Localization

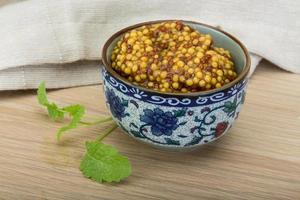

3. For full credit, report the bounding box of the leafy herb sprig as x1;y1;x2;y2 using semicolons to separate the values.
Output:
37;82;131;183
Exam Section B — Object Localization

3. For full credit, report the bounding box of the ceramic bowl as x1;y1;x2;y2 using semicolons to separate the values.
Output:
101;20;250;150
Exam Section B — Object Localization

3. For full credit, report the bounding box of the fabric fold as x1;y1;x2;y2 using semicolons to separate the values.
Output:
0;0;299;90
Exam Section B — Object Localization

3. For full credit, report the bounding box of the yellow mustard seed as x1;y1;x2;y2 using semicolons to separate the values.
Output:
206;83;212;89
137;31;143;37
183;26;190;31
199;80;206;87
172;74;179;82
199;36;205;42
185;53;191;57
163;82;170;89
182;31;188;36
130;31;137;37
144;39;152;45
196;52;204;59
186;79;193;86
193;77;199;84
217;69;224;76
132;65;138;72
204;75;212;83
211;78;217;85
181;48;187;54
136;52;142;57
170;41;176;47
140;62;147;69
192;39;199;45
191;32;197;37
172;65;179;71
212;56;218;62
151;63;157;70
124;67;131;75
163;33;170;39
142;29;149;34
179;75;186;82
141;56;148;62
216;83;222;88
181;88;188;92
188;48;195;54
132;56;138;61
167;52;174;57
160;71;167;79
145;46;153;52
117;61;122;67
187;60;194;67
196;71;203;79
184;35;190;41
173;57;179;63
153;70;160;77
148;82;154;87
126;61;133;68
212;62;218;68
172;82;179;89
194;57;200;64
149;75;154;81
188;68;194;74
162;59;168;65
164;23;171;28
225;63;231;69
177;60;185;67
121;64;126;71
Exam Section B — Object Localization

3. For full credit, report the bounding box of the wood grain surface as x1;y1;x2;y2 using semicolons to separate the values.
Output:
0;61;299;200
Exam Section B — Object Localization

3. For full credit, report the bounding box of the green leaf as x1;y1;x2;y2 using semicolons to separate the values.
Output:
80;141;131;183
178;121;187;126
37;82;65;120
37;81;49;105
223;96;237;114
47;103;65;120
56;105;85;140
173;108;187;118
164;138;180;145
185;136;203;146
122;99;129;107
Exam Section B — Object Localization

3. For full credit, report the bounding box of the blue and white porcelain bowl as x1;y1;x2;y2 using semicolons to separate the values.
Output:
101;20;251;150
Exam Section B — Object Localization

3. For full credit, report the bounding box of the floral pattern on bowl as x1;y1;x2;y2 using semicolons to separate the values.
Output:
102;68;247;149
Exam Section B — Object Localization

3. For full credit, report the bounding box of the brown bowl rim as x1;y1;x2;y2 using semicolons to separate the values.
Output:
101;19;251;97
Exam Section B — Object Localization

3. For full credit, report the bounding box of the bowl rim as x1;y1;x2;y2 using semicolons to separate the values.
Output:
101;19;251;97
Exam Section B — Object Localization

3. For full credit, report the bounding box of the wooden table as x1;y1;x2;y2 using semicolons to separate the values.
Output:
0;61;299;200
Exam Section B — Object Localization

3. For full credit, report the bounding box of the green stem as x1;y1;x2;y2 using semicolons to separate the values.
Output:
96;123;118;142
79;117;113;126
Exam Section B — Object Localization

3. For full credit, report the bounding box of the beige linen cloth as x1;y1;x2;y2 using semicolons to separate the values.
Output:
0;0;299;90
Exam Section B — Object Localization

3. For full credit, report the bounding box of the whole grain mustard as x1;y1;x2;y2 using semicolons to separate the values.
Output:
111;21;237;93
